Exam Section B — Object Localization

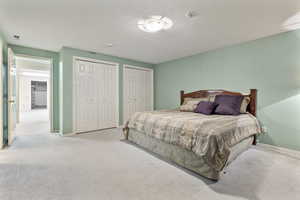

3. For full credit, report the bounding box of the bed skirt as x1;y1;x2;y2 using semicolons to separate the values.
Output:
127;128;254;180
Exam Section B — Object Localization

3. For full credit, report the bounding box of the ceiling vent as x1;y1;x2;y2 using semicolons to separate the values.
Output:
13;34;20;40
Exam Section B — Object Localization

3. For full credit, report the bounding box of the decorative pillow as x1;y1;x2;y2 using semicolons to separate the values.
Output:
240;97;250;113
214;95;243;115
180;97;209;112
214;104;239;115
194;101;218;115
210;95;250;113
208;95;216;102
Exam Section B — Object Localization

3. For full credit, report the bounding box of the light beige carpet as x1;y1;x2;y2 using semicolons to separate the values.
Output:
1;112;300;200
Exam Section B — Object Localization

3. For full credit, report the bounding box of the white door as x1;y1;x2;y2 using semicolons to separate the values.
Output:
74;60;98;132
74;59;118;133
96;63;118;129
123;66;153;122
8;48;17;145
19;76;31;112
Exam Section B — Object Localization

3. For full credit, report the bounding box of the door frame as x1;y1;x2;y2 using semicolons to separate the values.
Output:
7;48;17;145
14;54;54;132
72;56;119;134
0;40;3;148
123;65;154;124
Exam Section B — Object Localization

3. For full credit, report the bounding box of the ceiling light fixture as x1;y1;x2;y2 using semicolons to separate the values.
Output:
138;16;173;33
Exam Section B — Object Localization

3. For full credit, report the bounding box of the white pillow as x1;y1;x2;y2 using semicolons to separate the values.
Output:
180;97;209;112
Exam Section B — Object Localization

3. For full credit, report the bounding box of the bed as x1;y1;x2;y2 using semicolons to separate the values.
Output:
123;89;262;180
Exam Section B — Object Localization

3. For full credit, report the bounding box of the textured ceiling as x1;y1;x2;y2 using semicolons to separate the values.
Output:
1;0;299;64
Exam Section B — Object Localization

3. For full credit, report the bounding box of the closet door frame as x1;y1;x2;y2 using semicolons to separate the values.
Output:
123;65;153;124
72;56;119;133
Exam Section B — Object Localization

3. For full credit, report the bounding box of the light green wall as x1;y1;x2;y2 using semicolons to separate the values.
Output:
9;45;60;131
154;30;300;151
0;31;8;145
60;47;153;134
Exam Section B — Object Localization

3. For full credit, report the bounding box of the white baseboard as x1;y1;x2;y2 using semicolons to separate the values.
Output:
257;143;300;159
60;127;122;137
62;132;77;137
52;131;76;137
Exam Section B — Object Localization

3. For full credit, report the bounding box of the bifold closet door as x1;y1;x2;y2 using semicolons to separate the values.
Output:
124;67;153;122
74;60;118;133
74;61;98;132
96;63;118;129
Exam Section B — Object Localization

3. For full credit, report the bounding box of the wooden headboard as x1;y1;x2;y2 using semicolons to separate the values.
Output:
180;89;257;116
180;89;257;145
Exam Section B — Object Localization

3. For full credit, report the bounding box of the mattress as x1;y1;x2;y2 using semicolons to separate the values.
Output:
125;109;261;172
127;128;254;180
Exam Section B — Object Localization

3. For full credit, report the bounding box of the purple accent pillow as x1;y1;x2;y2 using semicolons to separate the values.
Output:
214;95;243;115
194;101;218;115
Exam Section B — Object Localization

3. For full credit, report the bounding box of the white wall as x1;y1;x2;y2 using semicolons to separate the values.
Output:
16;57;50;71
19;75;49;113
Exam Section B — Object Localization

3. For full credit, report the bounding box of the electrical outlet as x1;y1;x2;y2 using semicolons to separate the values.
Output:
262;125;267;133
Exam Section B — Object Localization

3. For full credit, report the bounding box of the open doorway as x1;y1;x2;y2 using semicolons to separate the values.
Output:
11;53;52;139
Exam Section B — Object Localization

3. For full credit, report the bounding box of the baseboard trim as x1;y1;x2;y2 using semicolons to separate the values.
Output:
62;132;77;137
60;127;122;137
257;143;300;159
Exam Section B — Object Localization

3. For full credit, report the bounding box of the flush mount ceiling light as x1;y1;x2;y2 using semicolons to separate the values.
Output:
138;16;173;33
283;12;300;30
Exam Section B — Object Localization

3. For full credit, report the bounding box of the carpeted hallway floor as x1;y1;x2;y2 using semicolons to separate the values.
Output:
1;110;300;200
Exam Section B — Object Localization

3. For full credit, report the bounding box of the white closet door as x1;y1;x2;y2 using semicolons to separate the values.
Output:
96;63;118;129
144;70;153;111
124;68;136;122
124;66;153;122
74;59;118;133
75;61;98;132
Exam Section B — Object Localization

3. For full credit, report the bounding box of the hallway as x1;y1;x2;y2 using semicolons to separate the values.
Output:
16;109;50;136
